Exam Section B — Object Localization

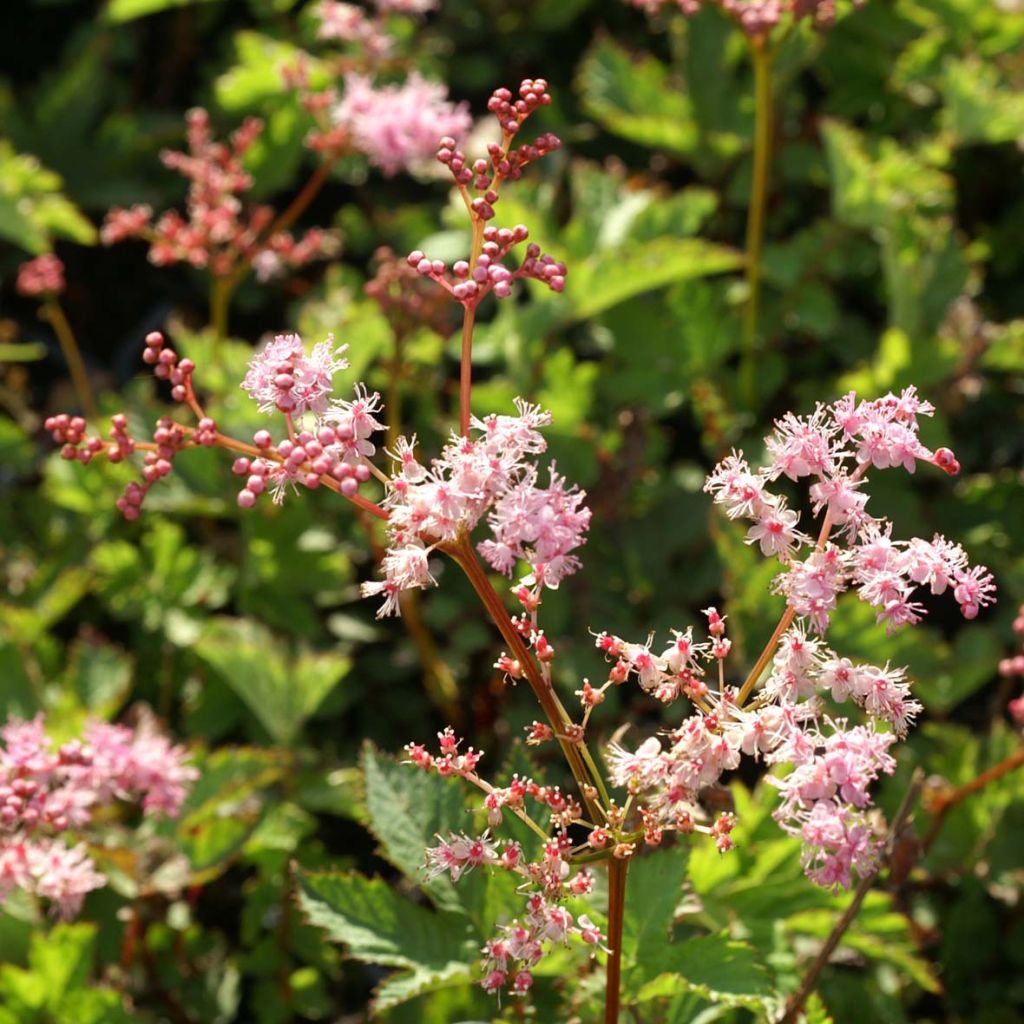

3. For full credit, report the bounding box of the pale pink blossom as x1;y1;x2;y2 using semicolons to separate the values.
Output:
242;333;349;416
334;73;471;176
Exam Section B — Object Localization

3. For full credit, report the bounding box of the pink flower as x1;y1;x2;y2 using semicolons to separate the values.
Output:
746;502;803;559
953;565;997;620
1;713;196;918
765;407;838;481
479;465;592;588
424;830;499;882
242;333;349;417
334;73;471;176
0;839;106;919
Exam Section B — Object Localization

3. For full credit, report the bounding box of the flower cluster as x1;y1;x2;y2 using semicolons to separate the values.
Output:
102;108;336;279
595;391;994;890
49;332;218;519
363;400;591;615
1;714;196;918
705;388;994;633
318;0;438;56
16;253;65;298
627;0;862;37
770;721;896;889
333;73;472;176
408;729;603;997
286;2;462;167
364;246;455;337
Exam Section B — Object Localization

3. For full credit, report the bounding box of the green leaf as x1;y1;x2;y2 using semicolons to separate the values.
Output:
193;617;350;745
821;120;952;231
63;639;133;719
215;32;331;196
0;141;96;253
577;37;698;156
638;935;772;1009
172;746;287;881
567;238;742;322
361;744;468;912
942;57;1024;145
805;992;835;1024
296;870;475;1012
105;0;223;23
622;843;690;979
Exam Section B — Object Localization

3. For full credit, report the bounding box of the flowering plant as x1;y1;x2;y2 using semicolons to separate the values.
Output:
41;65;1003;1018
6;0;1024;1020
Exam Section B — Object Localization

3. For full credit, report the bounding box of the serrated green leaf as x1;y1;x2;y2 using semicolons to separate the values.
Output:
373;961;474;1014
0;141;96;252
296;870;472;972
942;57;1024;145
623;843;690;979
639;935;772;1008
567;238;742;322
577;37;698;156
362;744;468;912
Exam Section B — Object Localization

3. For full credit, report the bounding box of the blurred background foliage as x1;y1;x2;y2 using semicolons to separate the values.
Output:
1;0;1023;1020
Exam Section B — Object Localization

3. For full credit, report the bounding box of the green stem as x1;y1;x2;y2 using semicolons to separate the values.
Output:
210;276;231;341
740;40;774;407
42;300;98;422
605;857;629;1024
459;218;486;436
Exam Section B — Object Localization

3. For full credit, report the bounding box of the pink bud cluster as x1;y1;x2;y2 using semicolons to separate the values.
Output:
50;332;219;520
705;388;994;633
407;224;567;308
364;400;590;616
102;108;335;278
437;79;560;200
408;729;602;997
627;0;861;37
364;246;454;337
16;253;65;298
405;80;566;309
0;714;196;918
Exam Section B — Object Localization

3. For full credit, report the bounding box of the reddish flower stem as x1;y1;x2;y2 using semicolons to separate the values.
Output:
446;533;608;821
604;857;629;1024
737;511;834;707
